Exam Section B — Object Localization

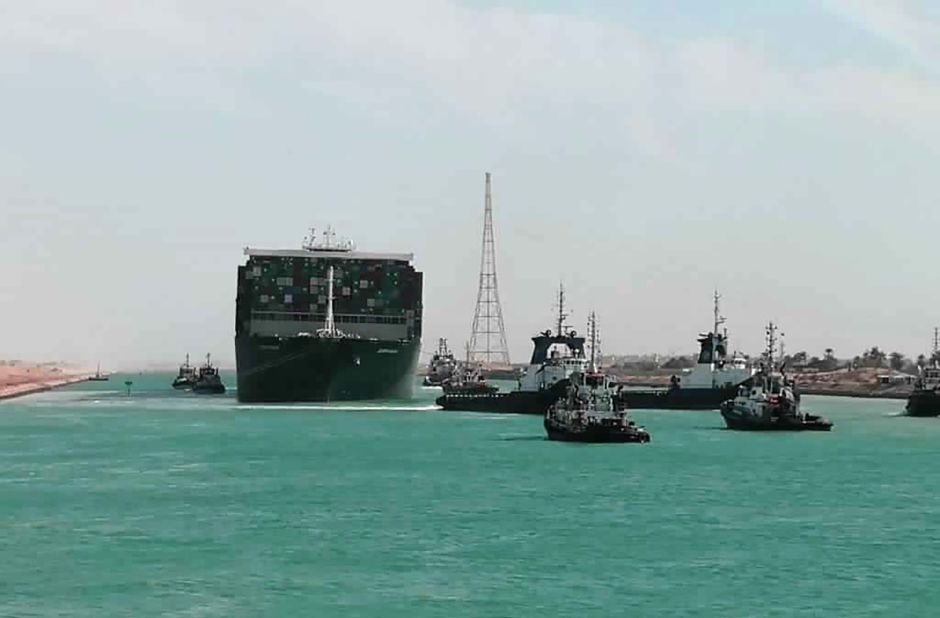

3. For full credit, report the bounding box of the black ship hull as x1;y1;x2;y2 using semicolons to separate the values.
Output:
544;419;651;443
436;382;567;415
905;390;940;417
236;334;420;403
719;407;832;431
618;385;740;410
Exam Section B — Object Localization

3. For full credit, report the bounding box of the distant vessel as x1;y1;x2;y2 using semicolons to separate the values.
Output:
235;227;423;402
192;354;226;395
87;362;109;382
544;313;650;443
618;292;752;410
422;338;458;386
172;354;197;390
719;323;832;431
436;285;585;414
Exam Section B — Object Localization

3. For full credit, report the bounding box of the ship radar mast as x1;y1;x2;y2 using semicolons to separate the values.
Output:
302;226;355;252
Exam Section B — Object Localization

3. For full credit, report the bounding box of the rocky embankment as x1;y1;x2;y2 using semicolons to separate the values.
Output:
609;367;912;399
792;368;911;399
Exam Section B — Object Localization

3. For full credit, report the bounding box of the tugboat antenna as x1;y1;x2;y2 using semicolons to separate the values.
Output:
934;327;938;356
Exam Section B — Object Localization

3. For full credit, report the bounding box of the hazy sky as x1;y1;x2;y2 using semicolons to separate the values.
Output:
2;0;940;368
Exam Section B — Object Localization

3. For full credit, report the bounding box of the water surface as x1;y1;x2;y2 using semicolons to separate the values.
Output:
1;374;938;616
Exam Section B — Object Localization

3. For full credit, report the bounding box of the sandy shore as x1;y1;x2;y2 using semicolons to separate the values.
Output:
0;365;92;401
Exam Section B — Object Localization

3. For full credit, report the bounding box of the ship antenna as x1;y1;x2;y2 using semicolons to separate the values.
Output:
934;327;938;356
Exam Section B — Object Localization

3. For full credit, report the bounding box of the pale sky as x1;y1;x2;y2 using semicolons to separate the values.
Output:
2;0;940;369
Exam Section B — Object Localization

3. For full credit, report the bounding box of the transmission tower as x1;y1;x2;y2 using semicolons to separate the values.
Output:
468;172;511;366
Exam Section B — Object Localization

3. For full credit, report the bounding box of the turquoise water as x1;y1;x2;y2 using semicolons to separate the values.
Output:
1;374;939;617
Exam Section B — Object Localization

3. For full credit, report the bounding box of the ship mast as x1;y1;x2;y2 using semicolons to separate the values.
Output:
323;265;337;336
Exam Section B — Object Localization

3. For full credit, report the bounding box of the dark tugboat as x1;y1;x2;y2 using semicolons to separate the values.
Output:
617;292;753;410
545;313;650;443
172;354;197;390
906;332;940;417
192;353;226;395
719;322;832;431
436;286;585;415
423;338;458;386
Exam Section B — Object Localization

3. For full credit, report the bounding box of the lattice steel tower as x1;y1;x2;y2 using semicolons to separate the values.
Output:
468;172;511;365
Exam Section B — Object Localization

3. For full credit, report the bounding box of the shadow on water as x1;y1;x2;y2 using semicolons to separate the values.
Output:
499;435;546;442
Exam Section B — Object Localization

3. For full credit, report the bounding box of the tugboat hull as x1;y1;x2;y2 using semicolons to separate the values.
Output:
720;404;832;431
436;383;567;415
544;419;651;443
905;390;940;417
617;385;740;411
193;382;226;395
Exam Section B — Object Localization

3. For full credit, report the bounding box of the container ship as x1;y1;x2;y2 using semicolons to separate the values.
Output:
235;228;423;402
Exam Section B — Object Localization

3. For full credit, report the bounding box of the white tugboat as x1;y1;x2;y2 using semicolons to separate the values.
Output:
719;322;832;431
423;338;458;386
437;285;588;414
544;312;651;443
618;291;753;410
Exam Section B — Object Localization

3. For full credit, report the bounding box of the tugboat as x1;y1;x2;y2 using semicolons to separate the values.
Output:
906;331;940;417
544;312;650;443
436;285;585;414
192;353;226;395
618;291;753;410
88;362;109;382
719;322;832;431
423;338;458;386
172;354;197;390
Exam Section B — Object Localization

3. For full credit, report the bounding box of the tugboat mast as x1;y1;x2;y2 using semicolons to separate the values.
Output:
556;283;569;337
587;311;599;373
765;322;778;370
713;290;726;336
